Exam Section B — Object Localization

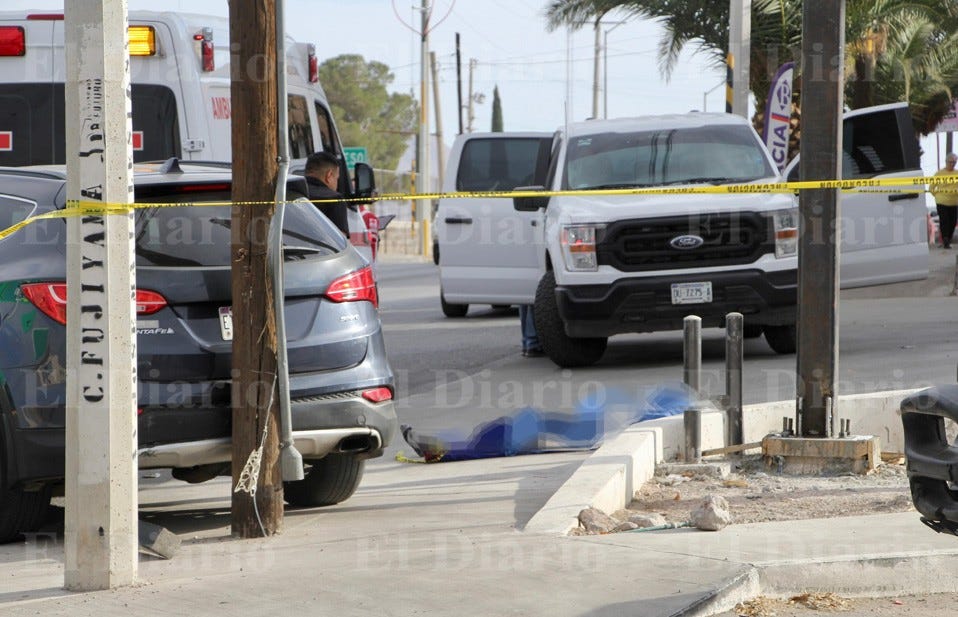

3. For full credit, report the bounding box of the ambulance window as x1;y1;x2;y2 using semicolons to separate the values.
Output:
314;103;339;152
288;95;314;159
0;83;66;166
131;85;180;163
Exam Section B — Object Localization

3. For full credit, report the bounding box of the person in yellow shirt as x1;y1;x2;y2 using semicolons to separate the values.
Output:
932;152;958;248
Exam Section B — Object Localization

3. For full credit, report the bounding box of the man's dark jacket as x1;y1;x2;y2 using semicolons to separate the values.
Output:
305;176;350;236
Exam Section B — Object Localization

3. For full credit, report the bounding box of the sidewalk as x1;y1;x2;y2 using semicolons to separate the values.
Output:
1;248;954;616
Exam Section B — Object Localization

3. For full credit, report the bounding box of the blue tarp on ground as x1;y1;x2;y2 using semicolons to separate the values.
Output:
401;382;697;462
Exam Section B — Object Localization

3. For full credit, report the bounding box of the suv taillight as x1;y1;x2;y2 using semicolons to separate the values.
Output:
361;387;392;403
324;266;378;307
0;26;26;57
20;283;168;325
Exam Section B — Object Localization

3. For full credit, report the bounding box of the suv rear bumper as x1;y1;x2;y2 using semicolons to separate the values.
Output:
3;392;397;488
556;268;797;338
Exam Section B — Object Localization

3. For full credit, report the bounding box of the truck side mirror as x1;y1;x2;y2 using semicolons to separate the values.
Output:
513;185;549;212
353;162;376;203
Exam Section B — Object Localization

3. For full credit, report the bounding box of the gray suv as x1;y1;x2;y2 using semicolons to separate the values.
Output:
0;160;397;542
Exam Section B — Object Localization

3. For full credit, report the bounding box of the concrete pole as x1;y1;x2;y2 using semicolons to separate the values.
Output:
728;0;751;118
725;313;744;446
592;16;601;120
467;58;476;133
430;51;445;193
797;0;845;437
64;0;137;590
417;0;430;255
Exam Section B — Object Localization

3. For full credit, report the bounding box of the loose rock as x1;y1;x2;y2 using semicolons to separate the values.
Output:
578;507;618;534
628;512;667;528
691;495;732;531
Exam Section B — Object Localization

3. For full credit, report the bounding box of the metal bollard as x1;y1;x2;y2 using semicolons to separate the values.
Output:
683;315;702;394
725;312;744;447
684;406;702;463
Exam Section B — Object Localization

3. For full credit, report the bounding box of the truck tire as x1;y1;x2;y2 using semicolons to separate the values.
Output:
440;290;468;317
283;454;365;508
0;484;52;543
763;325;796;354
534;270;607;367
743;323;764;339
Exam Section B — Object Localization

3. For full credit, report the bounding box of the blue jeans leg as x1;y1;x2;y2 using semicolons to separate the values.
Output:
519;304;540;351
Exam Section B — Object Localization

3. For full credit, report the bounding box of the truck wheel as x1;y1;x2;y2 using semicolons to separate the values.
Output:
0;484;52;543
534;270;607;367
763;325;796;354
283;454;365;508
440;290;468;317
743;323;764;339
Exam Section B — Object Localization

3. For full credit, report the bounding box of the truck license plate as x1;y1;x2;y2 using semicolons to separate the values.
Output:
219;306;233;341
670;282;712;305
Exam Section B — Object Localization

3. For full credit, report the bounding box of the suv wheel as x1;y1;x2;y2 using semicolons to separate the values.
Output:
283;454;365;508
0;484;52;543
440;290;468;318
763;325;796;354
534;271;607;367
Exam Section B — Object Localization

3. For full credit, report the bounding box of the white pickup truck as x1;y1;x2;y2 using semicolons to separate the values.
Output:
435;108;927;367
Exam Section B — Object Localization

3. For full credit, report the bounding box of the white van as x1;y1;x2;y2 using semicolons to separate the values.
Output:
0;10;378;259
782;102;928;287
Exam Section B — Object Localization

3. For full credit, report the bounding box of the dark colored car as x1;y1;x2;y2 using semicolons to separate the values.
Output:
0;161;397;542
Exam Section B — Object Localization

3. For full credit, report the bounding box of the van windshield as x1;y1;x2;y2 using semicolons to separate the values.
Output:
0;83;179;166
563;124;776;190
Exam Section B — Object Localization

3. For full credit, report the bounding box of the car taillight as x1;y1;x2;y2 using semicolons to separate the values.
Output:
0;26;26;57
307;43;319;83
20;283;67;325
195;27;214;72
325;266;378;307
20;283;168;325
361;387;392;403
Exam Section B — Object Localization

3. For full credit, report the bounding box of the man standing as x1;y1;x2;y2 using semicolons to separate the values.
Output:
932;152;958;249
304;151;350;236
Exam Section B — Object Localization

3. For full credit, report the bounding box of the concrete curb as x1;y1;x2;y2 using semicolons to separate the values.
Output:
523;410;725;535
524;388;923;536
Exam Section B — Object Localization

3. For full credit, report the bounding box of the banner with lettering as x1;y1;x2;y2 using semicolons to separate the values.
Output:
762;62;794;173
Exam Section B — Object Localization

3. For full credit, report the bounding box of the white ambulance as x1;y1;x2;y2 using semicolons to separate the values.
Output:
0;10;378;258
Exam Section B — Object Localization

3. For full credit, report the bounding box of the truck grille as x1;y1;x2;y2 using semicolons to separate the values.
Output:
597;212;772;272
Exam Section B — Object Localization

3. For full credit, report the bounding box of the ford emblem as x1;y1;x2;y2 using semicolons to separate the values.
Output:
669;234;705;250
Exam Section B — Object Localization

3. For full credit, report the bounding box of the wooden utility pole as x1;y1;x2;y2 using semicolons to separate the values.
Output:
797;0;845;437
430;50;445;192
229;0;283;537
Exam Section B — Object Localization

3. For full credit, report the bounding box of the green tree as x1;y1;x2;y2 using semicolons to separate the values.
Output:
491;85;504;132
317;54;419;171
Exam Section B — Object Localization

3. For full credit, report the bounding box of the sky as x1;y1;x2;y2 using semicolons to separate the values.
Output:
3;0;948;175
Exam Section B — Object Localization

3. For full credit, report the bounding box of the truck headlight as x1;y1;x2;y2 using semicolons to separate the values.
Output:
561;225;604;272
773;208;799;259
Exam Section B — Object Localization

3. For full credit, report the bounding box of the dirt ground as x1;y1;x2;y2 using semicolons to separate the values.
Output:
625;455;958;617
714;592;958;617
626;453;914;526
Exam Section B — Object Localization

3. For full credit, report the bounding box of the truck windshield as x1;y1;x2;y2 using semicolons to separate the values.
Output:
563;124;776;190
0;83;179;166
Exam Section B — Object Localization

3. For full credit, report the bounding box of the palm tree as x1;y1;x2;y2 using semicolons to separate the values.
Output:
544;0;958;136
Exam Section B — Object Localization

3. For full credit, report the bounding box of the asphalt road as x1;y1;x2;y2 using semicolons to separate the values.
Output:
375;252;958;439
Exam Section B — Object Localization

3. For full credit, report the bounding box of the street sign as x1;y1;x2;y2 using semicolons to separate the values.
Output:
343;146;368;169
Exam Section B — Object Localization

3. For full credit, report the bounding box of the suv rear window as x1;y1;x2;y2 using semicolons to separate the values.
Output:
564;124;776;189
133;191;346;267
456;138;552;191
0;83;178;166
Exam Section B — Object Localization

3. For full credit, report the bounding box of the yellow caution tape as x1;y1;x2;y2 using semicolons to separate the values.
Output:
1;174;955;243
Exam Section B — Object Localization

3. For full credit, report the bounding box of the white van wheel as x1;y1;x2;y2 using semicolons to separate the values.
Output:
534;271;607;367
440;291;468;317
